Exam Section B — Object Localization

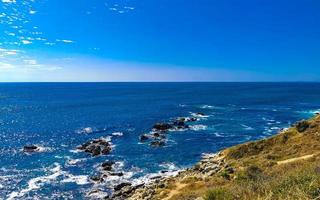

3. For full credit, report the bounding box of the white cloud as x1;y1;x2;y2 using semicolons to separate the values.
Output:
29;10;37;15
56;39;75;43
24;59;37;65
2;0;16;3
0;62;15;70
22;40;32;45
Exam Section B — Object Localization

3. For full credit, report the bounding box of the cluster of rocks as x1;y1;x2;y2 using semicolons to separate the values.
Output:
76;138;112;156
139;114;205;147
295;120;310;133
126;153;226;200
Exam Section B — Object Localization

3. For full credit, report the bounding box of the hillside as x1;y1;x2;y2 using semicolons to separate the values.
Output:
126;114;320;200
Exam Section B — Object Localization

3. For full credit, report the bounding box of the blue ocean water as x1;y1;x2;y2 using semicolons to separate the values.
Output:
0;82;319;199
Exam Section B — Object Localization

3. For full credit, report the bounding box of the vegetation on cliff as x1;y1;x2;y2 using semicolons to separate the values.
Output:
130;114;320;200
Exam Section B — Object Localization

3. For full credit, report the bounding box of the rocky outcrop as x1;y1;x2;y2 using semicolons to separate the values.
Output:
295;120;310;132
109;153;226;200
23;145;40;153
76;138;112;156
140;113;207;147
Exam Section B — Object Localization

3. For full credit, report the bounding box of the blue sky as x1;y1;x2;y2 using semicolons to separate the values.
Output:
0;0;319;82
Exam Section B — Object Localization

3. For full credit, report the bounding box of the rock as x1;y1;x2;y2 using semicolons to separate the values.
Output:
153;132;161;137
173;119;185;126
77;138;112;156
23;145;39;153
102;161;115;171
295;120;310;132
90;176;103;182
150;140;166;147
139;134;150;142
152;123;173;131
114;182;132;191
101;146;112;155
110;172;124;176
92;146;101;156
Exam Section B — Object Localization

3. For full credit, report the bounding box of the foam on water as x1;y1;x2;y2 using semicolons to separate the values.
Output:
189;125;208;131
7;163;64;200
240;124;254;131
112;132;123;137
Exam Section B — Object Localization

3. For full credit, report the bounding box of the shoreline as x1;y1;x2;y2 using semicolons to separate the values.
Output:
107;113;320;200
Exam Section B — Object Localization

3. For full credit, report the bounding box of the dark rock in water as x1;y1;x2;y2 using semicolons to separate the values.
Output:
102;161;115;171
114;182;132;191
150;140;166;147
295;120;310;132
173;120;185;126
101;146;112;155
153;132;161;137
153;123;173;131
77;138;112;156
23;145;39;153
90;176;103;182
110;172;124;176
196;112;206;116
189;117;198;122
139;134;150;142
92;146;101;156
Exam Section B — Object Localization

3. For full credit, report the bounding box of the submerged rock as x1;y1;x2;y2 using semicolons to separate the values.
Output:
150;140;166;147
139;134;150;142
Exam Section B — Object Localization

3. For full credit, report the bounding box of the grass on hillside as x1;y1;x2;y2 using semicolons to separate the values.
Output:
156;115;320;200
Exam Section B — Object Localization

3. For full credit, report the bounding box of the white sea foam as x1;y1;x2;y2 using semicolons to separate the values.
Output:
66;158;87;166
7;163;64;200
190;112;209;118
159;162;178;171
61;175;89;185
76;127;94;134
189;125;208;131
240;124;254;131
199;105;214;109
112;132;123;136
213;132;225;137
7;163;91;199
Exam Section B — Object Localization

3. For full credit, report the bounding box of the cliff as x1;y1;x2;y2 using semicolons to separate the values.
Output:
122;114;320;200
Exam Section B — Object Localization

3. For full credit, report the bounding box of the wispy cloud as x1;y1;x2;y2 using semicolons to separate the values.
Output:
56;39;75;43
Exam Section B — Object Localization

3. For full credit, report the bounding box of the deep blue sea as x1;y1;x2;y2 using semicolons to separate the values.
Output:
0;83;320;199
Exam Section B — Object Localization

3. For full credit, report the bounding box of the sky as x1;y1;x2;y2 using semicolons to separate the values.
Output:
0;0;320;82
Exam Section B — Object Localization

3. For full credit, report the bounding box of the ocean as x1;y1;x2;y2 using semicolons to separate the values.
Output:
0;82;319;199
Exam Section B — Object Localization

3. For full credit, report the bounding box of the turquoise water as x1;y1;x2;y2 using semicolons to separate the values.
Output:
0;83;319;199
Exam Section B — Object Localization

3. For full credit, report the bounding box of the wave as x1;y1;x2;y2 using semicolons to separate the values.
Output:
190;112;210;118
61;175;89;185
112;132;123;137
189;125;208;131
7;163;64;200
7;163;91;200
199;105;215;109
240;124;254;131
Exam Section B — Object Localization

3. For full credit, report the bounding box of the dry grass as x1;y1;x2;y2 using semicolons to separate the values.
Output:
155;115;320;200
